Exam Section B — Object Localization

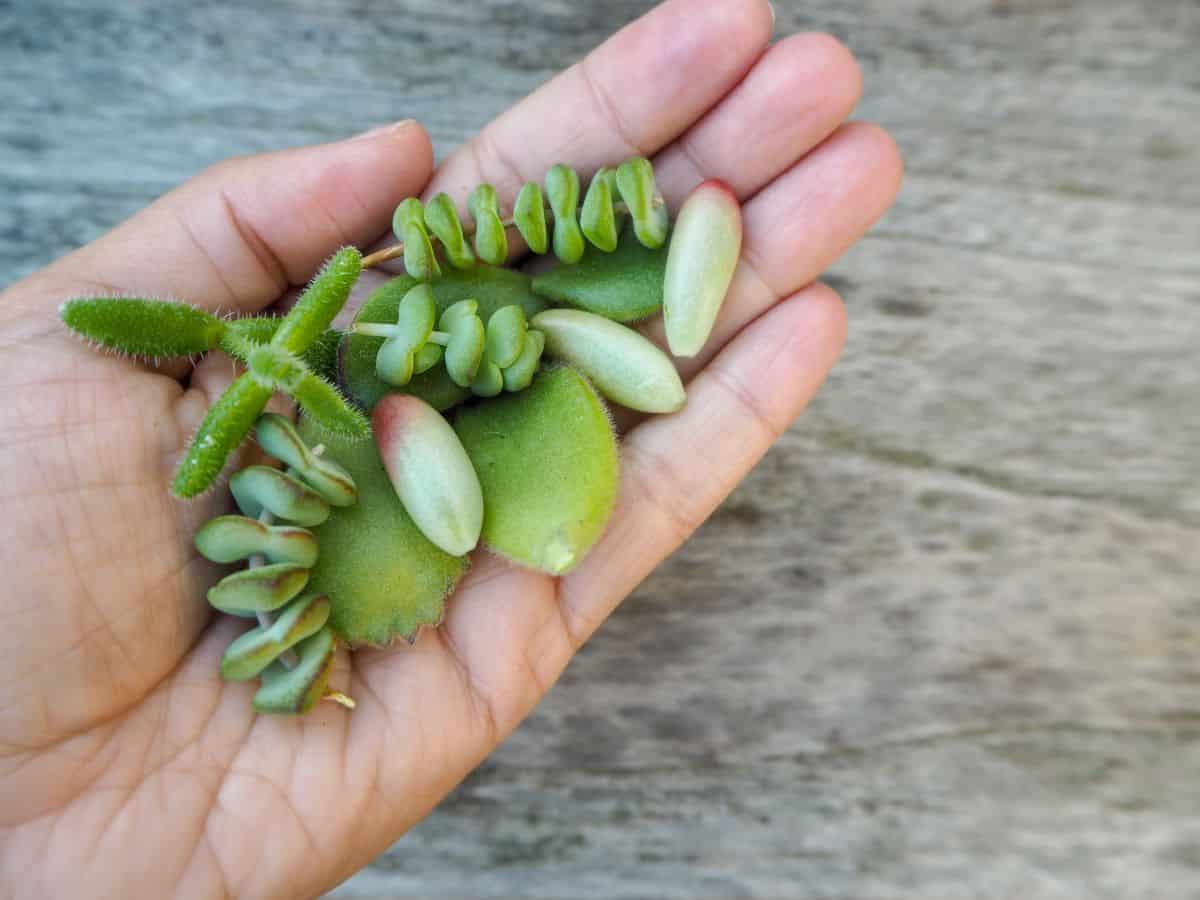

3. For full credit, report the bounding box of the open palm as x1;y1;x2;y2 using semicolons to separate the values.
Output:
0;1;900;896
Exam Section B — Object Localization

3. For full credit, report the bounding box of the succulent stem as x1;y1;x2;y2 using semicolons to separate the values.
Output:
251;508;299;670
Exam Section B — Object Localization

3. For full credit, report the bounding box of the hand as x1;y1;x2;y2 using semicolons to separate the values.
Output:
0;1;901;896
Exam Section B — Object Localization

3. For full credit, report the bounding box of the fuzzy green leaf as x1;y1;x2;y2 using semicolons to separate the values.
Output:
172;373;273;498
270;247;362;355
60;297;226;358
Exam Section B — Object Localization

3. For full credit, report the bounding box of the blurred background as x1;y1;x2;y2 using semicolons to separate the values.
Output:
4;0;1199;896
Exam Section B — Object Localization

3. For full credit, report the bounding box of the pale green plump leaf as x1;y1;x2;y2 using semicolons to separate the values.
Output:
443;310;485;388
424;193;475;269
532;308;686;414
615;157;669;249
531;221;668;322
662;180;743;358
207;563;310;617
469;183;508;265
546;163;585;264
221;593;331;681
60;297;226;358
230;465;331;526
502;329;544;393
580;167;619;252
194;515;319;567
471;359;504;397
455;365;619;575
253;625;336;714
514;181;549;254
373;395;484;557
255;413;358;507
298;419;469;646
485;304;526;369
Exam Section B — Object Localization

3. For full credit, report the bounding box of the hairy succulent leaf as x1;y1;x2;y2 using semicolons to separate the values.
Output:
270;247;362;354
60;297;226;358
172;373;273;498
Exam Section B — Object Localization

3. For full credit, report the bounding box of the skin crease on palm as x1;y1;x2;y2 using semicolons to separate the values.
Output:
0;0;901;897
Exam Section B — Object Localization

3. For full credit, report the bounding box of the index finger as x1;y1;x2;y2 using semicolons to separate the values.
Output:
424;0;775;204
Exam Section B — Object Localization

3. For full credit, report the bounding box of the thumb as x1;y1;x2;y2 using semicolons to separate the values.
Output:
9;120;434;319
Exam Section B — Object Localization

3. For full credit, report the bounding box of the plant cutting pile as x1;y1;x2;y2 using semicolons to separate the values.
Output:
59;157;743;714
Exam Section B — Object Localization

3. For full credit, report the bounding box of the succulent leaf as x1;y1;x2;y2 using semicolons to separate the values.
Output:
662;180;743;358
221;593;331;681
502;329;545;393
580;167;619;252
172;373;273;499
255;413;357;507
485;304;526;369
546;164;585;264
468;183;508;265
424;193;475;269
532;309;686;414
194;515;319;567
207;563;310;617
455;365;619;575
514;182;549;254
615;157;669;249
270;247;362;355
60;297;226;358
253;625;336;714
373;395;484;557
299;419;469;646
230;465;331;526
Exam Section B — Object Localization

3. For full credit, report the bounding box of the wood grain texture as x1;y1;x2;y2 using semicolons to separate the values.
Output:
3;0;1199;896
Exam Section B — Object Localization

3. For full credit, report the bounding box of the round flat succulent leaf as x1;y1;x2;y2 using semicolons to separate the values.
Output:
530;221;668;323
254;413;358;507
341;269;547;412
454;365;619;575
298;418;469;646
502;329;545;393
485;305;527;369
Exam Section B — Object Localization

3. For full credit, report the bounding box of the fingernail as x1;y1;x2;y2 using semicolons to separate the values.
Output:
349;119;416;142
767;0;776;29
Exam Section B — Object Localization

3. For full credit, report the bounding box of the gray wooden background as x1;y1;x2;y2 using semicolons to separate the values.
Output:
5;0;1200;897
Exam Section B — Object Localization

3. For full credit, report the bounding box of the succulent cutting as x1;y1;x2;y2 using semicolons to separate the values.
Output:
59;157;742;714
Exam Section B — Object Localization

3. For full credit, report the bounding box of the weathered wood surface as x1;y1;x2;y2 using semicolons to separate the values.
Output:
4;0;1199;896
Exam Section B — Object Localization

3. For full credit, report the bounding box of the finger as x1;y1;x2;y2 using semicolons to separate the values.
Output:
15;122;434;319
423;0;774;206
645;122;902;379
561;281;848;643
651;32;863;205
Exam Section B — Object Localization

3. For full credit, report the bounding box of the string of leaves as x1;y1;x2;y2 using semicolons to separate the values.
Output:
381;156;669;279
193;414;358;714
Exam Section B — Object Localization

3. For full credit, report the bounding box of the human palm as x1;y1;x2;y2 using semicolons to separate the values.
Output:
0;1;901;896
